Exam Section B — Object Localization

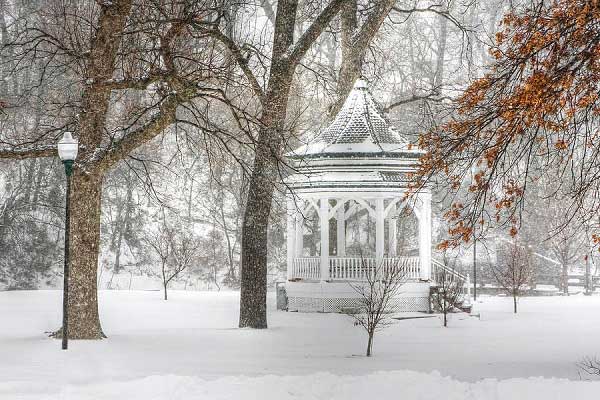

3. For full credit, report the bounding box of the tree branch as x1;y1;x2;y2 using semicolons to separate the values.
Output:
197;27;265;101
288;0;348;66
353;0;397;51
93;72;169;91
384;92;452;112
95;94;180;171
0;144;56;160
391;5;472;33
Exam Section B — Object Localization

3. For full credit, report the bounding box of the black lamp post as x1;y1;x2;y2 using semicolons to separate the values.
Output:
57;132;78;350
473;236;477;301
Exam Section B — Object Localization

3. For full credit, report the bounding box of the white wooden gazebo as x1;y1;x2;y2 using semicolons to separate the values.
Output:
284;79;434;312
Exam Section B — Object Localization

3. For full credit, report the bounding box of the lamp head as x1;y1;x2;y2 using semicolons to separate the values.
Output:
57;132;78;162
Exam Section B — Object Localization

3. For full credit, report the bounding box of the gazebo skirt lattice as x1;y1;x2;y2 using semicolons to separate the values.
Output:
284;281;431;313
287;295;429;313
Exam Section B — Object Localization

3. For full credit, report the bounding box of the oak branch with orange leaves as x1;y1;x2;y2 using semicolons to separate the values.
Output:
416;0;600;249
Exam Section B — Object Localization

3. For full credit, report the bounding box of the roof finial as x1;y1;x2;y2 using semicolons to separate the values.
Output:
353;78;368;89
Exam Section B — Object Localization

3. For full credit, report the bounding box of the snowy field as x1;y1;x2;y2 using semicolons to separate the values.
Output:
1;290;600;399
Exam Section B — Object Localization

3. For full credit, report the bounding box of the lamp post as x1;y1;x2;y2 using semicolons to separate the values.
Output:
57;132;78;350
473;230;477;302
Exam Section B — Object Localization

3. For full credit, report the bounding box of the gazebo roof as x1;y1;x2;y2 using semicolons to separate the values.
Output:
288;79;422;159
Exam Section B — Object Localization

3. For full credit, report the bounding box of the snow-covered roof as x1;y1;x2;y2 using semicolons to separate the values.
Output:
288;79;421;159
285;79;425;192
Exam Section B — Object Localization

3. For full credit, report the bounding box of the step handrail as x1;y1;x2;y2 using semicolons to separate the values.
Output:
431;259;468;282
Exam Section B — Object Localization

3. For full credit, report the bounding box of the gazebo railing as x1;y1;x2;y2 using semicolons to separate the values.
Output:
290;256;421;281
330;256;421;280
395;256;421;280
330;257;370;280
291;257;320;280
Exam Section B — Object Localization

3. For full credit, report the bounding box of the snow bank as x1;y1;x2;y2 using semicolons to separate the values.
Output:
7;371;600;400
3;291;600;399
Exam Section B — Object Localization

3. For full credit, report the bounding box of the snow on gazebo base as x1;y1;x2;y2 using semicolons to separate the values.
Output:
286;280;430;313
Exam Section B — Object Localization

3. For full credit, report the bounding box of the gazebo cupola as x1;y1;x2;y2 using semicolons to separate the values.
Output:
284;79;433;306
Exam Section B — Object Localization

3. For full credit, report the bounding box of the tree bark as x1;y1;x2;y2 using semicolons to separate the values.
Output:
161;258;169;301
67;171;105;339
366;332;373;357
239;0;298;329
433;7;449;90
513;291;518;314
562;263;569;295
334;1;361;112
237;0;348;328
62;0;133;339
239;86;291;328
330;0;396;115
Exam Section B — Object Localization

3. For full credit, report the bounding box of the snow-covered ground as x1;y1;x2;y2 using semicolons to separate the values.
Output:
1;290;600;399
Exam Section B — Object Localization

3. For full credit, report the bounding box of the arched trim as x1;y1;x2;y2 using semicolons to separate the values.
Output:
389;195;424;221
303;198;319;215
344;203;361;219
328;198;350;219
384;197;405;218
351;198;376;218
387;201;421;221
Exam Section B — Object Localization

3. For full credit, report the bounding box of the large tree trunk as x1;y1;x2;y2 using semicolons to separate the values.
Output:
238;0;348;328
61;0;133;339
67;171;105;339
239;96;290;328
239;145;274;328
239;0;298;329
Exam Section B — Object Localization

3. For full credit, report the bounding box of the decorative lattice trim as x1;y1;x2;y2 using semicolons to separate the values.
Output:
288;296;429;313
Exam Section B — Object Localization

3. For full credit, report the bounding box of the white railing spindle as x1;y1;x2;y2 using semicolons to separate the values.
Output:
290;256;430;281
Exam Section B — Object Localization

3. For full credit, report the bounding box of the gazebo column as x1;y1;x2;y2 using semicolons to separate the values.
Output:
418;192;432;280
336;204;346;256
375;198;385;264
320;198;330;281
388;217;397;257
286;198;296;280
295;205;304;258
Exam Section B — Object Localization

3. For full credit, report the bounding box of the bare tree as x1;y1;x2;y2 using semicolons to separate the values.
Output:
145;212;200;300
492;240;533;314
0;0;252;338
345;256;407;357
519;172;589;295
579;357;600;377
145;225;173;300
0;158;63;289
